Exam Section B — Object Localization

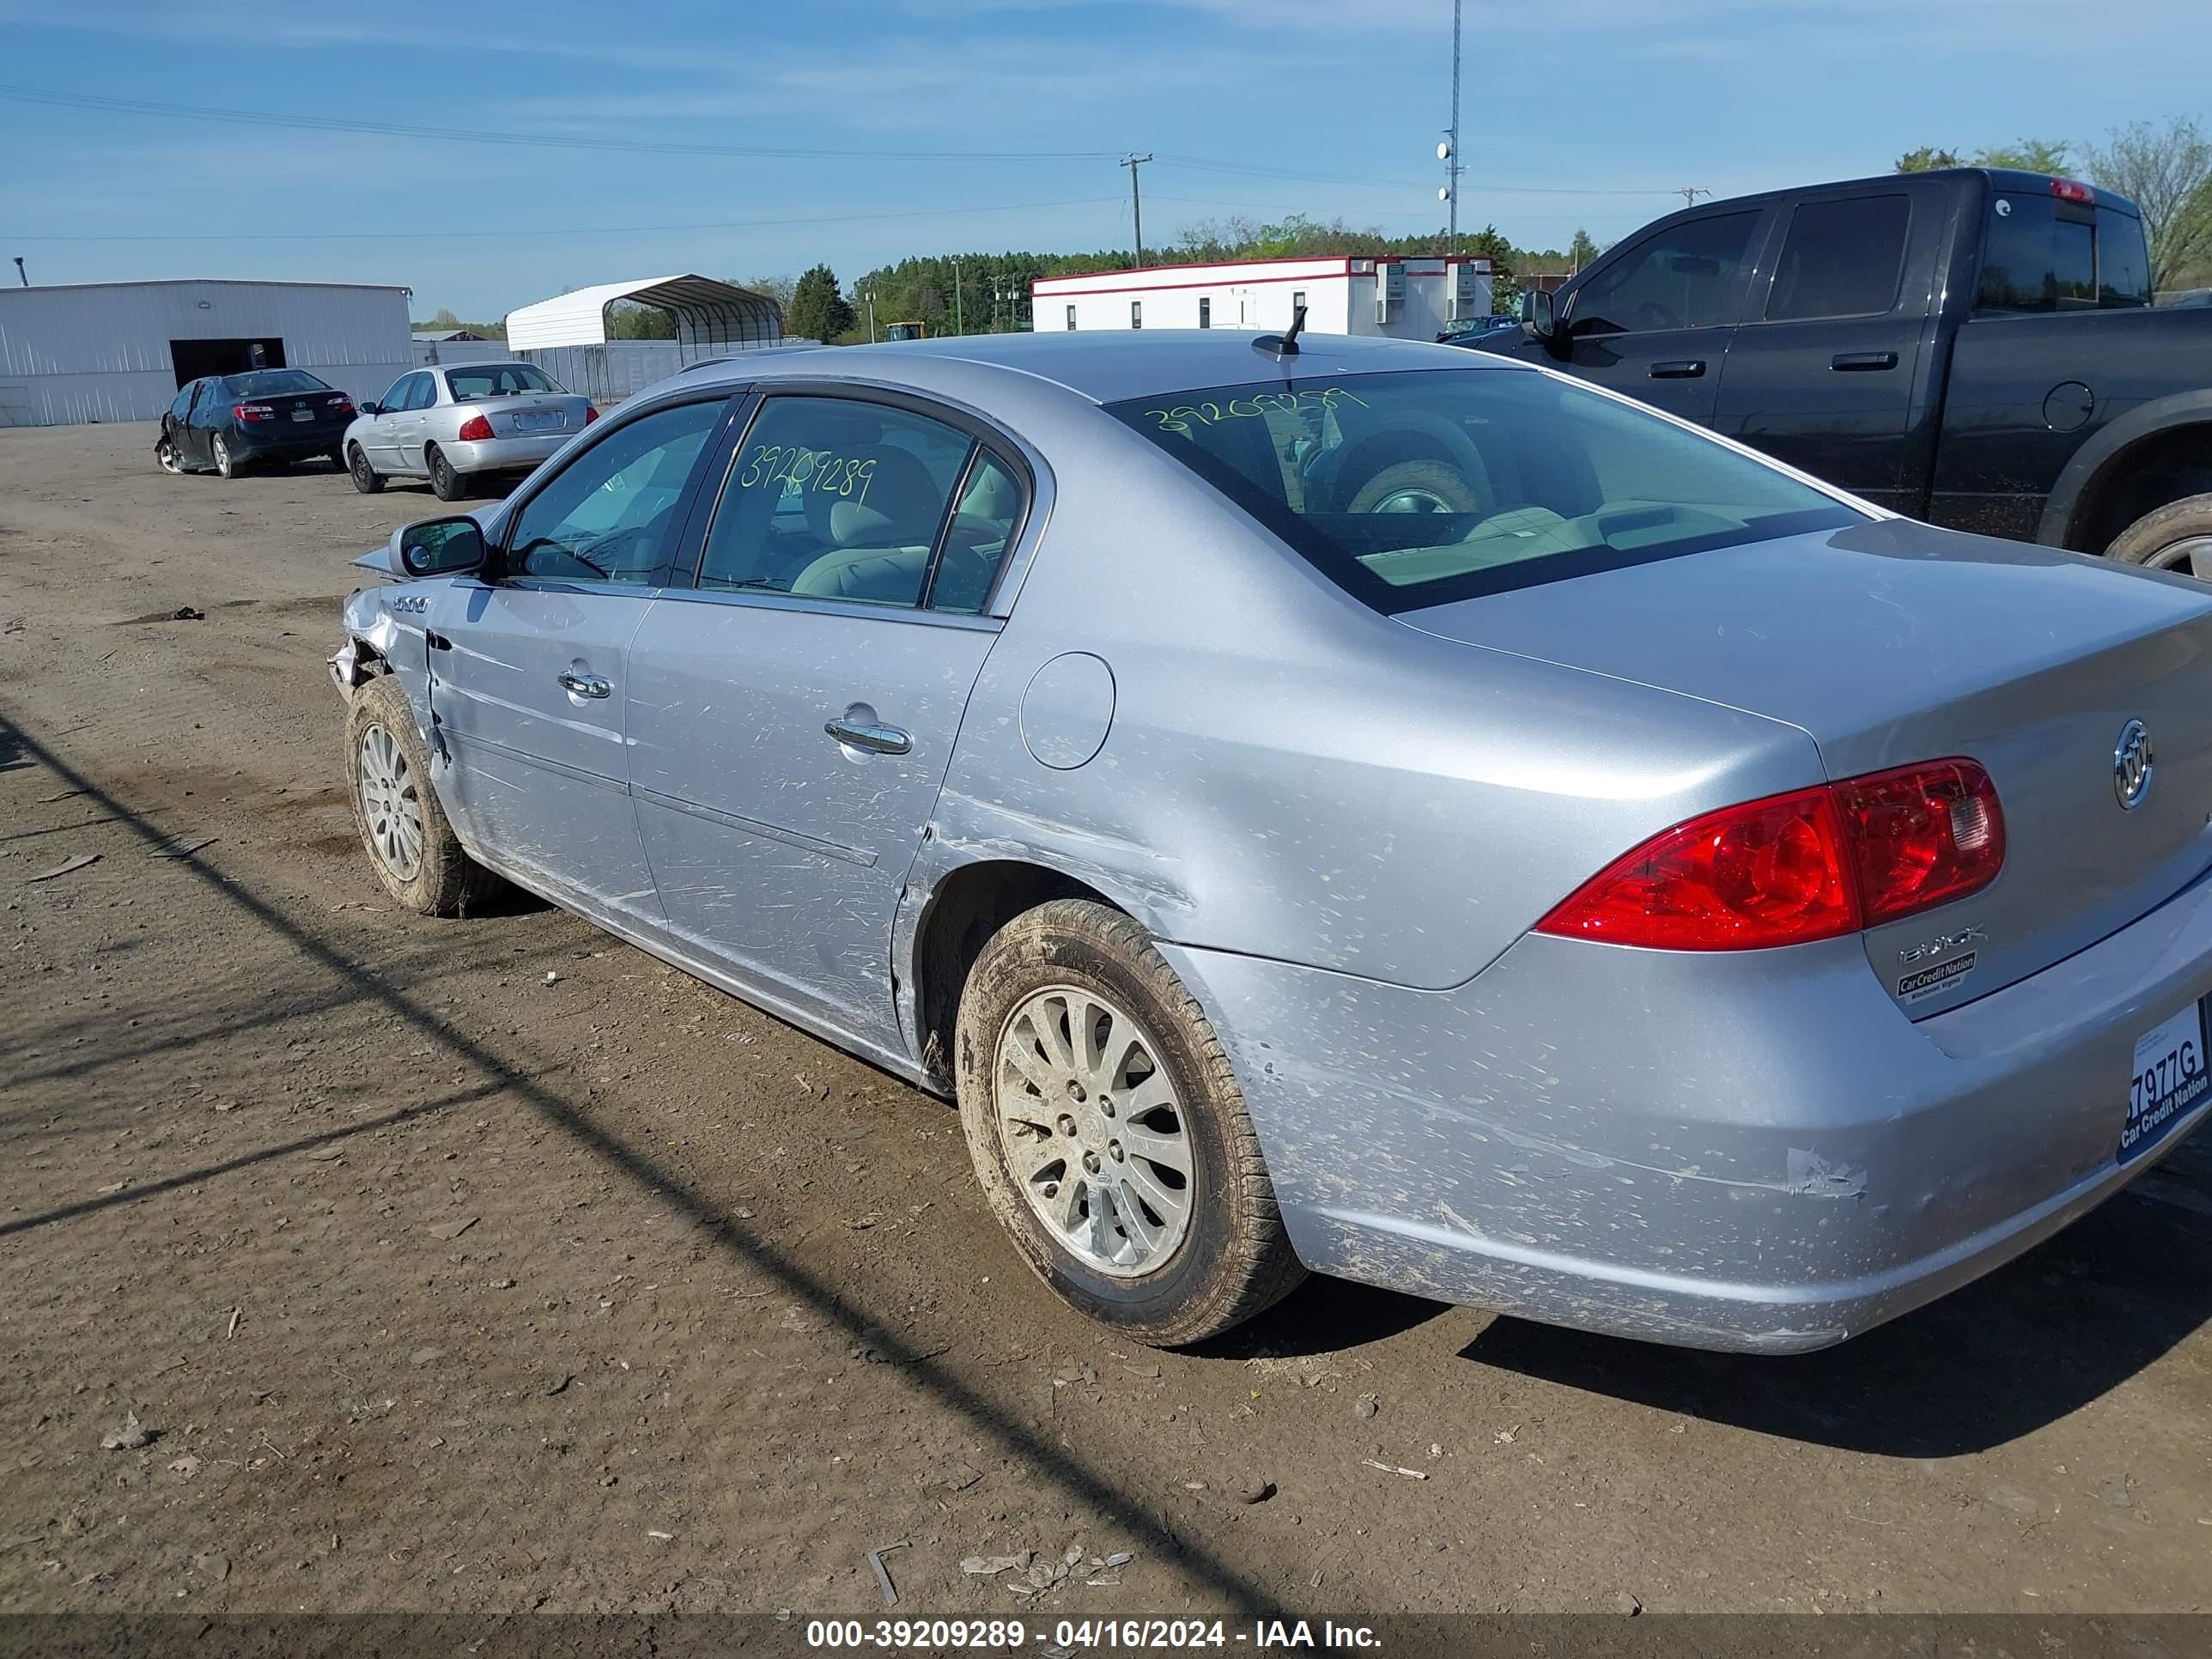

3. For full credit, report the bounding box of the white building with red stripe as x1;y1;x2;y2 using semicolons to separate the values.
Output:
1031;254;1492;340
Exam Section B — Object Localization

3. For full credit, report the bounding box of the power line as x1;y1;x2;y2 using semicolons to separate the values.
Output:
6;197;1123;243
0;83;1122;163
1149;153;1683;198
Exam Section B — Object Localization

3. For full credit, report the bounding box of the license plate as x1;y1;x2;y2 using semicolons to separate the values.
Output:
2124;998;2211;1164
513;411;559;431
290;409;314;422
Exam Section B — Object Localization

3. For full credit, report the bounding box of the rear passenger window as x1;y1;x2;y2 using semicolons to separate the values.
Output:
932;454;1025;613
696;397;983;610
1765;195;1910;320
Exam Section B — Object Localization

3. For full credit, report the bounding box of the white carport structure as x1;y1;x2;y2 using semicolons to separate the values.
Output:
505;276;782;356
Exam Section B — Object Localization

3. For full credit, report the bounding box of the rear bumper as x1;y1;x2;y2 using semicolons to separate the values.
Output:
229;424;346;460
1161;865;2212;1353
441;433;570;476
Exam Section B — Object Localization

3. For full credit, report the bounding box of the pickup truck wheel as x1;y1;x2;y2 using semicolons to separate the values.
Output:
1347;459;1480;516
2106;494;2212;581
954;898;1305;1347
344;674;501;917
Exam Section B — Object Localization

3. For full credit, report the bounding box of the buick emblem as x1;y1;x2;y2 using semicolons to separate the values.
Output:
2114;719;2153;811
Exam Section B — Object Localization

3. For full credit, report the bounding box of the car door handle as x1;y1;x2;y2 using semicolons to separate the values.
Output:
824;718;912;756
556;671;611;700
1648;360;1705;379
1832;351;1899;371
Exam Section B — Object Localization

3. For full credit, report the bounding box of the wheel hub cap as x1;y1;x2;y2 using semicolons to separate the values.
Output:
994;986;1194;1277
356;722;424;881
2148;535;2212;581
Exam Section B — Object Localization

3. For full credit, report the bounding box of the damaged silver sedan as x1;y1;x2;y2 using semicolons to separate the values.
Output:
333;331;2212;1350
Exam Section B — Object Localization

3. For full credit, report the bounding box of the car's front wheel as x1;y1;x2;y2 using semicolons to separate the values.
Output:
2107;493;2212;581
155;435;182;475
211;433;239;479
343;673;501;916
428;444;470;502
955;899;1304;1346
347;443;386;495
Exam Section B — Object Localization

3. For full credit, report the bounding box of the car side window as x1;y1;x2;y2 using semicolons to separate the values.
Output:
1571;210;1760;335
503;398;723;585
376;374;411;412
169;384;196;422
930;453;1027;614
416;374;446;409
189;381;221;419
695;397;975;610
1765;195;1910;321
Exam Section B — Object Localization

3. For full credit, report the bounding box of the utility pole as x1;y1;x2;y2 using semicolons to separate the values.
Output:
1121;153;1152;265
1445;0;1462;252
1676;185;1711;208
11;257;24;288
865;289;877;343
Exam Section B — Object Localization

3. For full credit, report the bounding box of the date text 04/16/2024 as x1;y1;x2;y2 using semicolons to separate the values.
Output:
803;1619;1379;1650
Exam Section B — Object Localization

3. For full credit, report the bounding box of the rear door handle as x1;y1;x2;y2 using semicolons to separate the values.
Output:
825;718;912;756
556;670;611;700
1832;351;1899;371
1648;360;1705;380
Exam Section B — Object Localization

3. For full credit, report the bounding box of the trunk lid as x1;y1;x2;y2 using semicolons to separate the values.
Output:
1397;518;2212;1015
466;394;592;440
251;389;354;430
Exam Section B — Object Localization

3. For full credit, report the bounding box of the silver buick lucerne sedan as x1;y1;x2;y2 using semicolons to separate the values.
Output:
331;331;2212;1351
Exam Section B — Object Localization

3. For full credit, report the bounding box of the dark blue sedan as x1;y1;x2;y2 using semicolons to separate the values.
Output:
156;369;358;479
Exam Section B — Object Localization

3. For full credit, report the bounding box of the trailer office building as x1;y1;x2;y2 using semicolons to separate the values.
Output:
0;279;414;428
1032;256;1493;340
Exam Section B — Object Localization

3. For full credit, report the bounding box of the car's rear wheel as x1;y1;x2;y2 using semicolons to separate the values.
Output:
326;447;347;471
428;444;470;502
211;434;239;479
1346;458;1480;516
954;898;1304;1346
343;674;501;916
2107;493;2212;581
155;435;181;475
347;443;386;495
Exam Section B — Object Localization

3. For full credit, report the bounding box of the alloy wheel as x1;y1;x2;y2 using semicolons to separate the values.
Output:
2144;535;2212;580
356;722;424;882
993;985;1195;1277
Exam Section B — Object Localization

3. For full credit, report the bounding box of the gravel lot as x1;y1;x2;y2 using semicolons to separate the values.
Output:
2;421;2209;1620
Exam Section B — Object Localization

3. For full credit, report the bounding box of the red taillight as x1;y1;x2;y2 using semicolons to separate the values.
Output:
329;396;355;414
2050;177;2095;204
455;413;494;441
584;404;599;423
1833;758;2005;926
233;403;275;422
1534;758;2004;951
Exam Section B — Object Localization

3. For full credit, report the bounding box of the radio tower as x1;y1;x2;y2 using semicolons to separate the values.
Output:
1441;0;1463;252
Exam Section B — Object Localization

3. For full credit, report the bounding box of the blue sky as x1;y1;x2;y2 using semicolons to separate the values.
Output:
2;0;2203;320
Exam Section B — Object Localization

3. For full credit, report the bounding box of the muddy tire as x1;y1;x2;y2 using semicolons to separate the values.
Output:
348;443;386;495
343;673;501;916
2106;493;2212;580
428;444;470;502
1346;457;1480;516
954;899;1304;1346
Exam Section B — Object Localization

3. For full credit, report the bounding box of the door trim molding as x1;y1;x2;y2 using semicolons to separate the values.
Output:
632;782;877;867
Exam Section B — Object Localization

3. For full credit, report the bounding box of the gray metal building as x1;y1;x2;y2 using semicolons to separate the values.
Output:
0;279;413;428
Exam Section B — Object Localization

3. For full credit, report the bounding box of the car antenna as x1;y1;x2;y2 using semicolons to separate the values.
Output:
1253;302;1306;363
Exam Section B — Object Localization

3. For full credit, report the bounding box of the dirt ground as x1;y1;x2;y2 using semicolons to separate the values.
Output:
2;421;2209;1622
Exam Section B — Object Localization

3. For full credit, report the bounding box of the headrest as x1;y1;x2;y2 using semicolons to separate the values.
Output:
830;446;945;547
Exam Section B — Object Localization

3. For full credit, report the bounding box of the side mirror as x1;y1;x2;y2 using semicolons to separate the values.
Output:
360;402;383;416
1520;287;1557;342
394;516;486;578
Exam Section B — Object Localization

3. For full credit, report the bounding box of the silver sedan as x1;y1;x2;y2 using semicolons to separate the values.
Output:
343;361;595;501
330;331;2212;1352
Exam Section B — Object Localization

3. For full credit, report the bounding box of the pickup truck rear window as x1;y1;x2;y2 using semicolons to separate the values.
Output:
1978;192;2152;312
1107;368;1863;614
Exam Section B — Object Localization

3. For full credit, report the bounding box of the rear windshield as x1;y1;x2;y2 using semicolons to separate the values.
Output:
1106;368;1862;613
447;363;560;400
225;369;331;397
1977;191;2152;312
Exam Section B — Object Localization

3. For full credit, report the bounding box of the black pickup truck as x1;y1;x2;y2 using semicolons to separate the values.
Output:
1496;168;2212;573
